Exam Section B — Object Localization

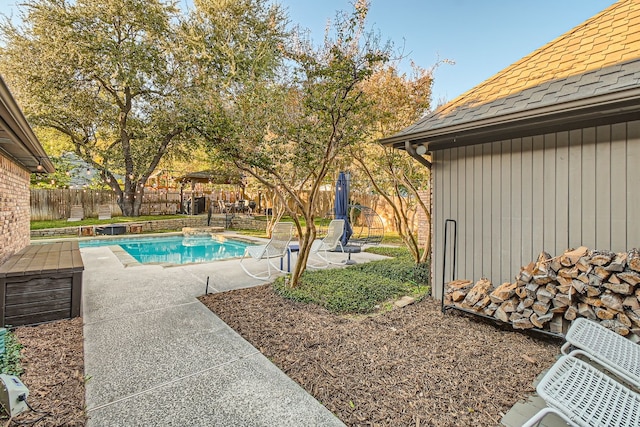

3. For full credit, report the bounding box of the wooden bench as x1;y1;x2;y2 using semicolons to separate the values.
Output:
0;242;84;327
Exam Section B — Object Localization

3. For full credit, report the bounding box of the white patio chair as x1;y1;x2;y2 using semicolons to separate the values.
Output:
240;222;294;280
307;219;345;269
98;204;111;220
67;205;84;222
522;355;640;427
561;317;640;389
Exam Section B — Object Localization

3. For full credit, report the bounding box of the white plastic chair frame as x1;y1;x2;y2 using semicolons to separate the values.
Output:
522;355;640;427
307;219;345;269
240;222;294;280
561;317;640;389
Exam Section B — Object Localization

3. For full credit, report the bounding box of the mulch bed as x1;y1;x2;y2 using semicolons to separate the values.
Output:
200;285;562;427
5;317;86;426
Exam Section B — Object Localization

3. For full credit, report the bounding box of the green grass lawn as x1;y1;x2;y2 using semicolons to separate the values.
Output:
30;215;186;230
273;246;430;314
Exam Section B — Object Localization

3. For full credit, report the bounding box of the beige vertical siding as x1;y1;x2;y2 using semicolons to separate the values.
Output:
432;119;640;300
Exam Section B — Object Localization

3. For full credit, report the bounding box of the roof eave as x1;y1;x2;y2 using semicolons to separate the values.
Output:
382;88;640;151
0;76;54;173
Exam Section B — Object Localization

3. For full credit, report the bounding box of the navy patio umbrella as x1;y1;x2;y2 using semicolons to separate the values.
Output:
335;171;353;246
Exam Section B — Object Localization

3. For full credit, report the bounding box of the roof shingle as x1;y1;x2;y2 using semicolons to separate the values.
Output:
385;0;640;144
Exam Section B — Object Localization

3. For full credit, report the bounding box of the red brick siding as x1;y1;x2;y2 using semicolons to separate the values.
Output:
0;152;30;265
417;189;431;247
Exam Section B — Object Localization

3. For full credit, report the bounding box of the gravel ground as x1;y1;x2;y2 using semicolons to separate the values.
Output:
200;284;562;427
6;317;86;426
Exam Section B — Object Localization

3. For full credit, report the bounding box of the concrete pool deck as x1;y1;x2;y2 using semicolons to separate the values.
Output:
80;233;386;426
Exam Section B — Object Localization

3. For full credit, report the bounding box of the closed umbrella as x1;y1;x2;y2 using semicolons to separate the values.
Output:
335;171;352;246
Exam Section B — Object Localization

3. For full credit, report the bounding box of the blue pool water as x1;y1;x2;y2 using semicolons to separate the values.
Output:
79;235;253;264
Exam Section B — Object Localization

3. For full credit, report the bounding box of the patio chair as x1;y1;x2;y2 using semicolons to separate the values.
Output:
560;317;640;389
307;219;345;269
521;355;640;427
98;204;111;220
67;205;84;222
240;222;294;280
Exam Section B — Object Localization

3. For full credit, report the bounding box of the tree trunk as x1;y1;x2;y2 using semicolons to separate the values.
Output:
118;186;145;217
290;222;316;287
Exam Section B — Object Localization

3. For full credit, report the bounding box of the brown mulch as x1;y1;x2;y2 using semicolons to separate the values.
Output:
5;317;86;426
199;285;562;427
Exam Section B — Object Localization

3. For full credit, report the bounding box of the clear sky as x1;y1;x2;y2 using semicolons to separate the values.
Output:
0;0;617;105
279;0;617;105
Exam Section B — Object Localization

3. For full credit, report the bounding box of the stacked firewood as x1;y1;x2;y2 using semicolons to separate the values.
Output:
445;247;640;338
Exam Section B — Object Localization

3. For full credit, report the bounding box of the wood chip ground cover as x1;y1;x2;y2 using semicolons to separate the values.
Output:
4;318;86;426
200;285;561;427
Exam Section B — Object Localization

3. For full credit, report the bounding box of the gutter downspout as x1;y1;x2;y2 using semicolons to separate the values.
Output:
405;140;432;169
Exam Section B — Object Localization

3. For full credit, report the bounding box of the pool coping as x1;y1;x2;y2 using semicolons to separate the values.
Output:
34;231;267;268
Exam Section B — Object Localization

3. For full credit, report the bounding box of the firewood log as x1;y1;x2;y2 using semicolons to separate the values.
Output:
603;281;635;295
600;292;624;312
595;307;617;320
626;309;640;327
623;296;640;310
560;246;588;267
575;257;592;274
617;312;632;328
556;275;572;287
617;271;640;286
549;316;568;334
577;303;597;320
589;250;615;266
564;305;578;321
532;300;550;316
461;279;492;308
494;306;509;322
501;298;519;313
571;279;587;294
585;285;602;297
554;293;572;307
600;319;630;336
512;317;535;329
605;252;627;272
593;266;611;281
627;248;640;272
489;282;517;304
536;288;554;304
558;266;579;279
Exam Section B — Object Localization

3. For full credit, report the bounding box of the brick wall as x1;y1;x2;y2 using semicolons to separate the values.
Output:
0;152;31;264
417;189;431;247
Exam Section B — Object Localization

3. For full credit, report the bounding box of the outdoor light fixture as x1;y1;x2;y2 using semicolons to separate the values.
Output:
86;168;91;175
36;158;43;171
415;144;427;155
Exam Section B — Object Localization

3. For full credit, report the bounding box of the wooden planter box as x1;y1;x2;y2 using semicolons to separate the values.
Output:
0;242;84;327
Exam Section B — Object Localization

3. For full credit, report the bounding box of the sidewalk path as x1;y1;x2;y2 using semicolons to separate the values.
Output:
81;240;363;426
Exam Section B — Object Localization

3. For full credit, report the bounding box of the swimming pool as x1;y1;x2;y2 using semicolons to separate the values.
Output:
79;235;253;264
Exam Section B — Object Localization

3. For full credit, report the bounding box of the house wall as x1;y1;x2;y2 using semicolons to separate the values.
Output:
431;119;640;300
0;152;31;264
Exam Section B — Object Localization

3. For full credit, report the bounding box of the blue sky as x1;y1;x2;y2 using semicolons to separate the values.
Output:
1;0;617;105
278;0;617;105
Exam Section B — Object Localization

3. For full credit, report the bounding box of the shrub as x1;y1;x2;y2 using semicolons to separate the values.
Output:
0;331;23;376
274;268;414;314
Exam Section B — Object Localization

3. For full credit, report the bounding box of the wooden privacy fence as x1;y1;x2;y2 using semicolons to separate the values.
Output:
30;189;182;220
30;188;428;234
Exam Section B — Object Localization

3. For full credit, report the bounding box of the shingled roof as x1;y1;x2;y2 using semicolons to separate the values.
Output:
381;0;640;150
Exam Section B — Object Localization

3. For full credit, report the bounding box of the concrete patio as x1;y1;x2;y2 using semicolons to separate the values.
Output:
81;234;385;426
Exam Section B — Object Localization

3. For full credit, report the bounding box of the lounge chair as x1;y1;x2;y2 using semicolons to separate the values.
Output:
521;355;640;427
67;205;84;222
560;317;640;389
240;222;294;280
98;204;111;220
307;219;345;268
